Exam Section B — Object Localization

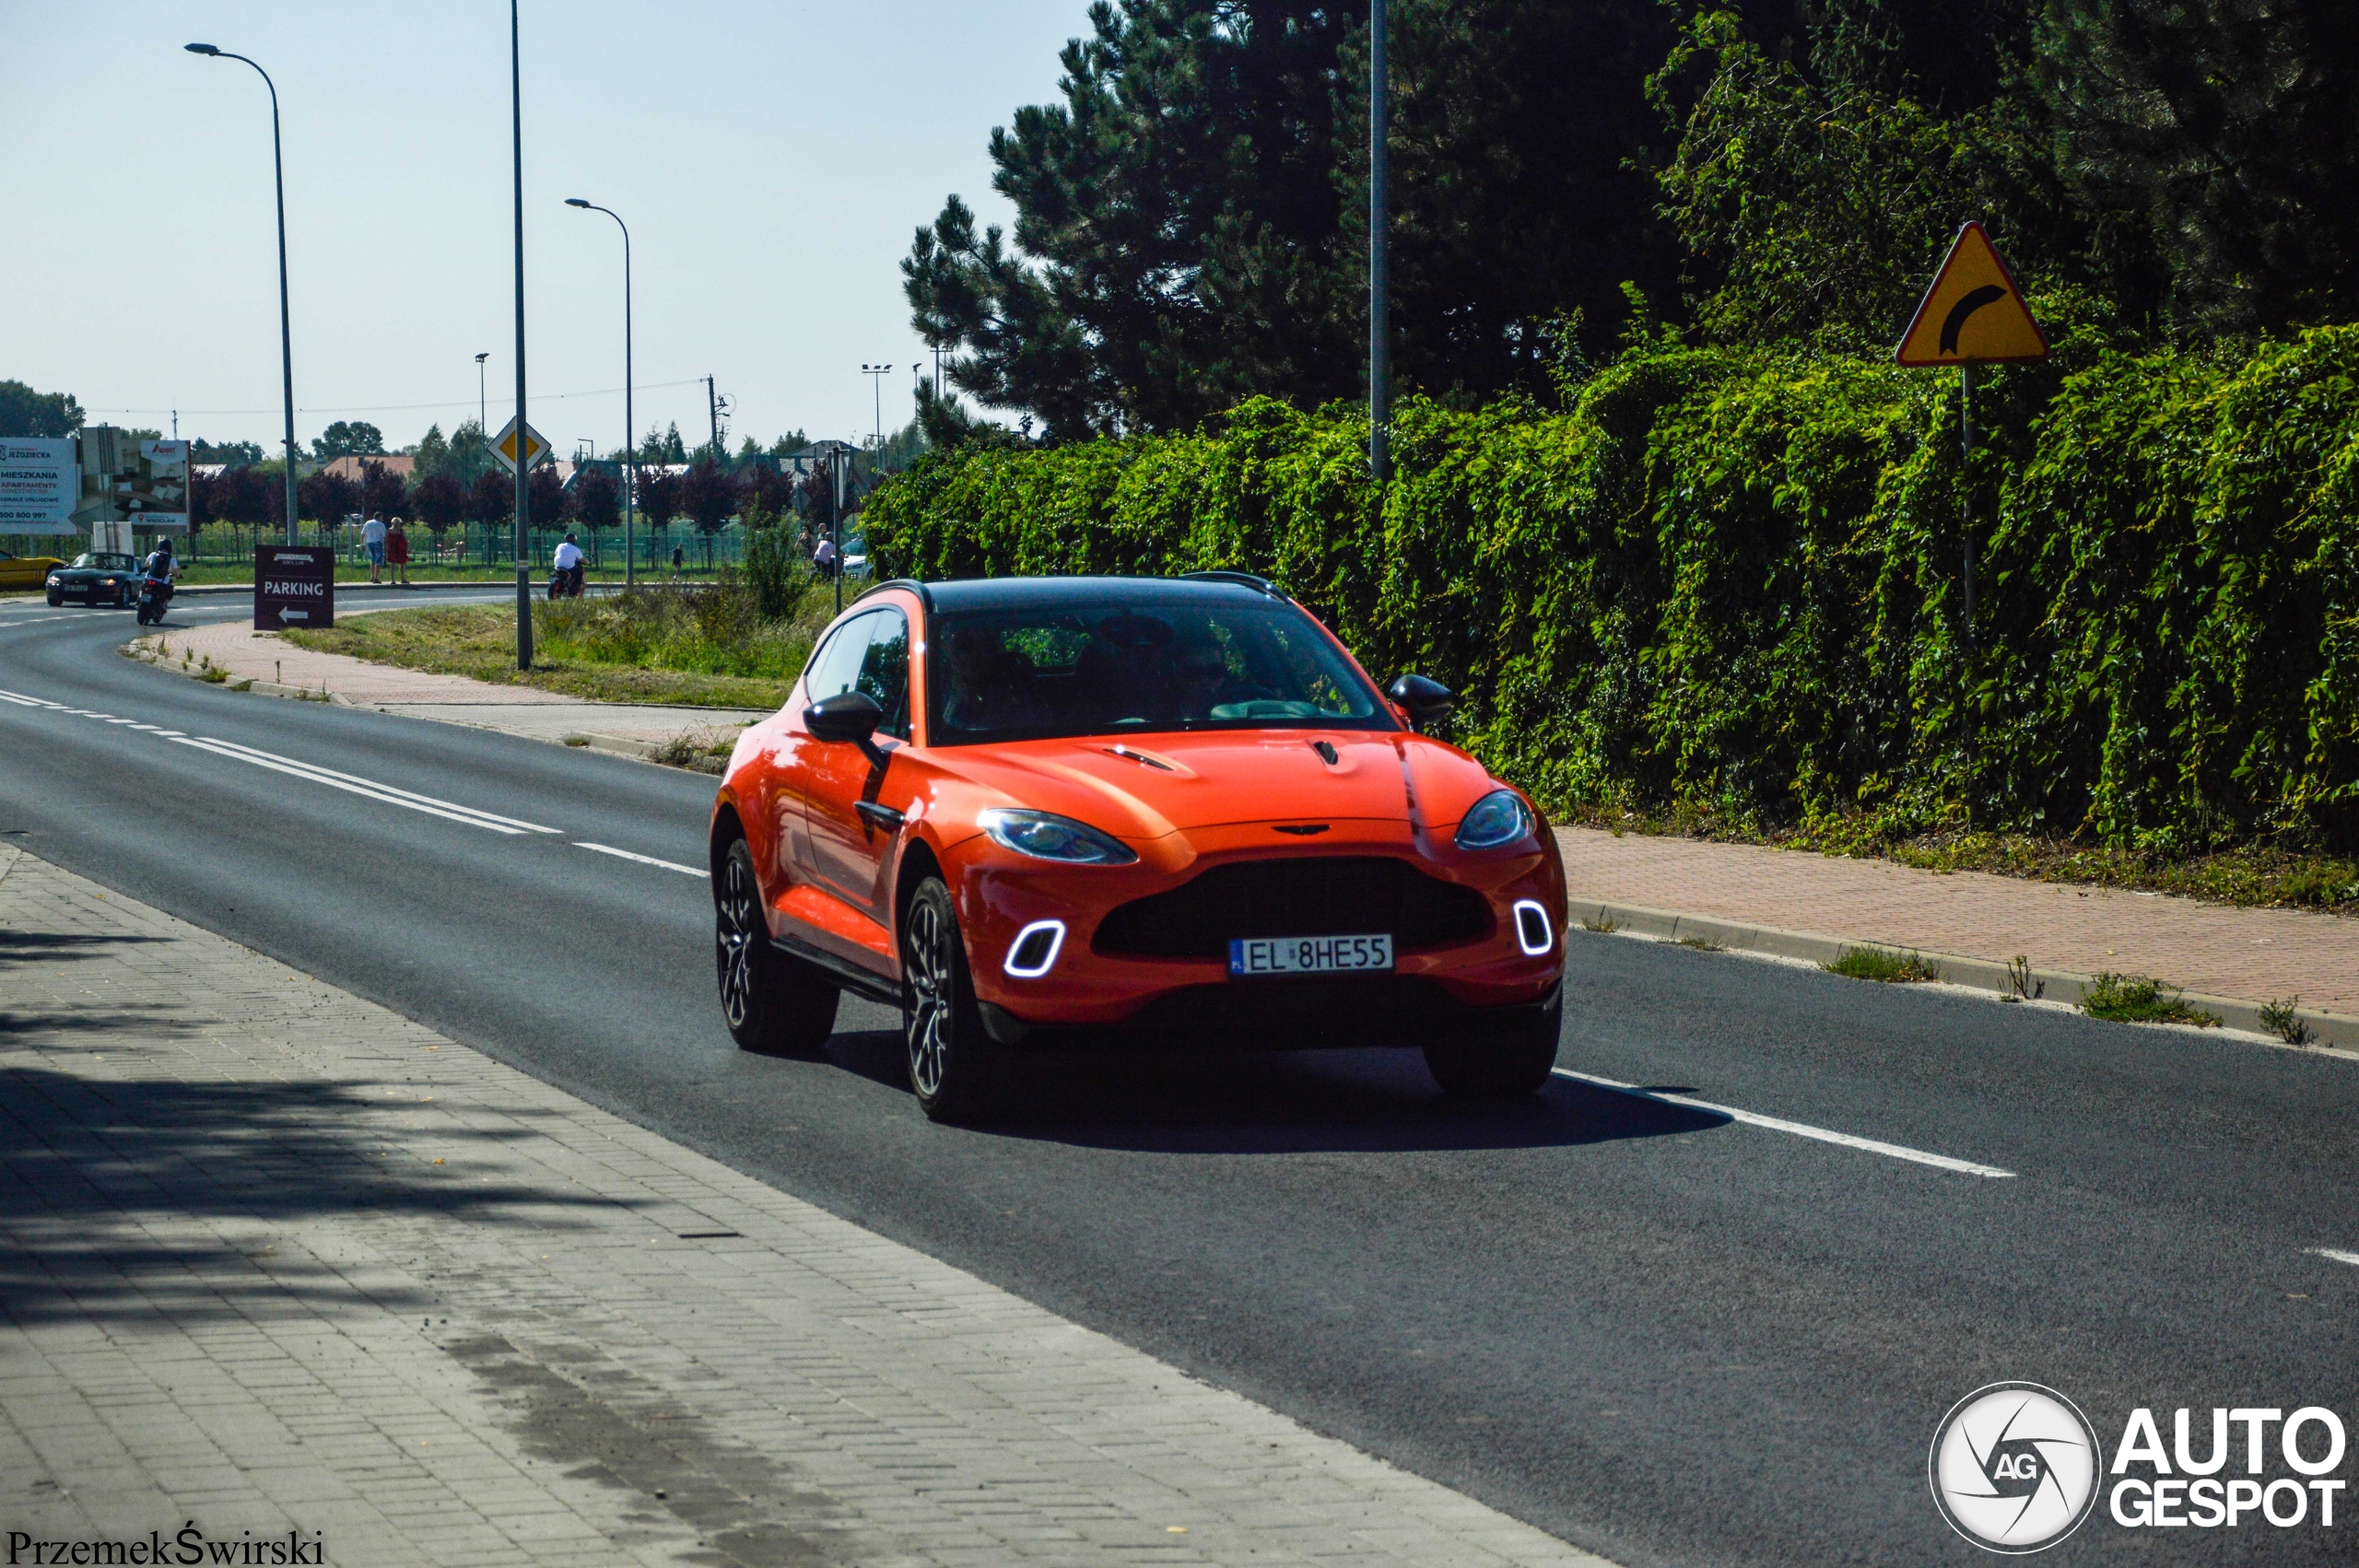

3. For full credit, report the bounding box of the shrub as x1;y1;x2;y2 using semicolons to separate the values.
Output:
1823;946;1941;983
2080;974;2221;1027
864;324;2359;856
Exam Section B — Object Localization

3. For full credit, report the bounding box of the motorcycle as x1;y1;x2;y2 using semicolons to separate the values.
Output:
546;561;586;601
135;570;175;626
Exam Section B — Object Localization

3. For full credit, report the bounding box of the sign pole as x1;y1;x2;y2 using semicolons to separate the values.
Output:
1960;360;1975;653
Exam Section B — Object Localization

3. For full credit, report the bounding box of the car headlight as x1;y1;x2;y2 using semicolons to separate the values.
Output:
1453;789;1532;850
978;808;1137;865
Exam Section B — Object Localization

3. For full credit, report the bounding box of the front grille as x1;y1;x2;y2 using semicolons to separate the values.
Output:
1092;856;1491;959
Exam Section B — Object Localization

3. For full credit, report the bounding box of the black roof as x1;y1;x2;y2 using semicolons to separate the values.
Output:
897;574;1286;614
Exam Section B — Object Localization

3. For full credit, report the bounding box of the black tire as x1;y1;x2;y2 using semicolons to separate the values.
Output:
900;875;1001;1122
46;591;61;607
1423;989;1562;1098
713;837;839;1054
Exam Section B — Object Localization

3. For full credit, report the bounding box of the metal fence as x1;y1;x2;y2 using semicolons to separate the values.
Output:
5;522;755;574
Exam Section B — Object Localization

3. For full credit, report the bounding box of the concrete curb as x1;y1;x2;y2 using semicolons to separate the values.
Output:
1568;896;2359;1054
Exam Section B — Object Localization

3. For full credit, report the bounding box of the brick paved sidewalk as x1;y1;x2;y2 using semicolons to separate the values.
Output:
140;618;764;754
1558;826;2359;1041
0;844;1609;1568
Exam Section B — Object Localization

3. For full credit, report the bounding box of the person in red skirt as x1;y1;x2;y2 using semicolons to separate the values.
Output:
386;516;412;587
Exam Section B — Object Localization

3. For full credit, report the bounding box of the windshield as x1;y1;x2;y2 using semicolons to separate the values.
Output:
71;554;135;570
927;588;1391;745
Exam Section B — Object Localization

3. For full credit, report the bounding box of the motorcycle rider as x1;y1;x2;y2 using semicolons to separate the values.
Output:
549;532;586;600
137;536;179;620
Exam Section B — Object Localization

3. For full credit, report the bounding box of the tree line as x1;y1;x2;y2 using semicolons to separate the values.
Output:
187;452;873;544
903;0;2359;440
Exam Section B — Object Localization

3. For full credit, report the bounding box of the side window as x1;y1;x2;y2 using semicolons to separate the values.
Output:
803;612;878;706
856;609;911;739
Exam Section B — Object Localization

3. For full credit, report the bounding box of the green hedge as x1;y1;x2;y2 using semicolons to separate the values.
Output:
865;326;2359;852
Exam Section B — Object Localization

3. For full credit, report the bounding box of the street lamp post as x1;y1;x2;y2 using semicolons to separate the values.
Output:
185;42;299;544
861;362;891;463
1367;0;1390;484
566;199;635;587
475;353;488;566
508;0;531;670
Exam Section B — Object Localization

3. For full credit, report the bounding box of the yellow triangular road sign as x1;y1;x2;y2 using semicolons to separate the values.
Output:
489;415;551;474
1895;222;2048;367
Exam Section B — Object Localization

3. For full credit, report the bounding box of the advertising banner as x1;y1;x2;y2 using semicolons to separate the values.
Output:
77;428;191;532
0;438;81;533
255;545;335;631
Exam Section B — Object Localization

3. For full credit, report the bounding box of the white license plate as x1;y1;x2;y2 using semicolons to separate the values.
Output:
1227;934;1394;977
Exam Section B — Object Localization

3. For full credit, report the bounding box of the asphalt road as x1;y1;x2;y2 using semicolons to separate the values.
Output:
4;592;2354;1567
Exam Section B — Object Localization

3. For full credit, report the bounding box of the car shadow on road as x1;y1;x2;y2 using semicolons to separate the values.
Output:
813;1026;1731;1154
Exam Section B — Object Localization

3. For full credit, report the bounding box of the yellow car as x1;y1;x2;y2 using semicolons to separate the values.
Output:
0;550;67;591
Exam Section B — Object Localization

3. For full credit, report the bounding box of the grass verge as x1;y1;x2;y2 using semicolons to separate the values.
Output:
282;579;834;709
1823;945;1942;983
2080;973;2222;1028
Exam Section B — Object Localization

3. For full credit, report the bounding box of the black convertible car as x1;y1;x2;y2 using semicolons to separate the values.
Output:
45;552;142;607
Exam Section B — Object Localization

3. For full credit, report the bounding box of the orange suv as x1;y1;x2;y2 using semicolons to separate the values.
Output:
710;574;1566;1120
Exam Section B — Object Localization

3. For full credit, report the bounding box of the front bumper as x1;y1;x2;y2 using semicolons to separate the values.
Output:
952;821;1565;1045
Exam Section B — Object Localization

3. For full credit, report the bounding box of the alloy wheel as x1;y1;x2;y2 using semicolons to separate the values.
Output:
904;898;952;1099
714;848;759;1031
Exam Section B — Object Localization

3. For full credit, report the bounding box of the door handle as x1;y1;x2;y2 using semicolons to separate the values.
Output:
855;801;905;835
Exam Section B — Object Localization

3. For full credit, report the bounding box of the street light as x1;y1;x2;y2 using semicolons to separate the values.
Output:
860;361;892;462
566;198;636;586
475;352;489;435
1367;0;1390;483
507;0;531;670
186;42;300;544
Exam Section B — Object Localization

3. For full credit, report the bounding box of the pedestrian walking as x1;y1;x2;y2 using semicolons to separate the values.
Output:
386;517;411;587
360;513;387;584
814;535;838;577
671;544;684;573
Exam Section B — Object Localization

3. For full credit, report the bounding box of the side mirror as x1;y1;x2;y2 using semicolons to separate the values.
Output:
804;689;887;767
1387;673;1455;733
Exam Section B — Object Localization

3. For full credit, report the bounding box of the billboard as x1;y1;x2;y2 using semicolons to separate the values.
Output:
0;438;80;533
76;428;190;532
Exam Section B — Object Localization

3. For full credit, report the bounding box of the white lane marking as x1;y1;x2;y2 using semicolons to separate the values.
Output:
0;690;41;707
1551;1067;2017;1178
186;736;561;834
574;842;709;878
105;718;141;725
2309;1247;2359;1268
171;737;529;836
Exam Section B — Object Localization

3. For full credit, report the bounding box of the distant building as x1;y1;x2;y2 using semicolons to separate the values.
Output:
321;454;417;484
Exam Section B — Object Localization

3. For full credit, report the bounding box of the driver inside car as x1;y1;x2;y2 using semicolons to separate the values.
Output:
942;626;1043;733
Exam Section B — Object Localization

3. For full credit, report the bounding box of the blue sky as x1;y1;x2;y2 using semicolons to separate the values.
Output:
1;0;1086;455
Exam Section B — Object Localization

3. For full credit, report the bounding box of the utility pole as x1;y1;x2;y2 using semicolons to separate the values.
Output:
1367;0;1390;484
510;0;531;670
705;375;720;460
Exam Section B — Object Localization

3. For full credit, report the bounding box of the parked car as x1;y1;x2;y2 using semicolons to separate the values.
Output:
709;572;1567;1121
45;552;144;607
0;549;66;591
839;532;870;579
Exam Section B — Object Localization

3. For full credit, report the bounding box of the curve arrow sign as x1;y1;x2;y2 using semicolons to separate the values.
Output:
1896;223;2048;366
